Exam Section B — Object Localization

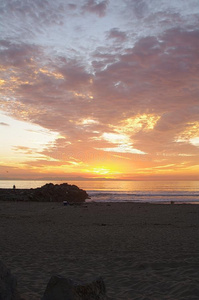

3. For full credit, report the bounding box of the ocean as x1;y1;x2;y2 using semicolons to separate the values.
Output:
0;180;199;204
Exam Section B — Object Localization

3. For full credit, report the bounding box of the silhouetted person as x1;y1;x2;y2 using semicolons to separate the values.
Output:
13;185;16;190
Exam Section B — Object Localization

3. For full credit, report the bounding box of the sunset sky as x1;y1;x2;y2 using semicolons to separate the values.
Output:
0;0;199;180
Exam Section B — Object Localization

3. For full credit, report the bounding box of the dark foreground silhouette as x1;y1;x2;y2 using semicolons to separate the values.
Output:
0;260;107;300
0;183;89;203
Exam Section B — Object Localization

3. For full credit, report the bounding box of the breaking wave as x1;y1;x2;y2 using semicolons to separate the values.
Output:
87;191;199;204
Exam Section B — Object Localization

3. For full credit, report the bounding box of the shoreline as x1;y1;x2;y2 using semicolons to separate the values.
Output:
0;201;199;299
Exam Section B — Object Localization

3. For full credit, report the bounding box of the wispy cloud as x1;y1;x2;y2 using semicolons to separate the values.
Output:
0;122;9;126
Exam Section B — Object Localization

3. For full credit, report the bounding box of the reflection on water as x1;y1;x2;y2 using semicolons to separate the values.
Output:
0;180;199;204
76;180;199;192
1;180;199;192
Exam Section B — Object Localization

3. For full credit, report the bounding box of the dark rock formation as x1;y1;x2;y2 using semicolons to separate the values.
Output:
42;275;107;300
0;262;107;300
0;261;21;300
0;183;89;203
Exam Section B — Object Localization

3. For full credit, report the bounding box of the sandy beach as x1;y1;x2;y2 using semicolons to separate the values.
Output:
0;201;199;299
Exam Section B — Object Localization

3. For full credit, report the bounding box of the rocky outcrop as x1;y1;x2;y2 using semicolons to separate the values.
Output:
0;262;107;300
33;183;89;203
42;275;107;300
0;183;89;203
0;261;21;300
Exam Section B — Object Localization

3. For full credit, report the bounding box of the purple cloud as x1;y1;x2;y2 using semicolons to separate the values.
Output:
1;27;199;155
68;4;77;10
106;28;127;42
82;0;109;17
0;40;42;67
126;0;148;18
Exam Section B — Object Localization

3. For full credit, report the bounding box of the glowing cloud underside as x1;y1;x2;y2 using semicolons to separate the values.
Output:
190;137;199;147
116;114;161;134
95;132;146;154
176;122;199;146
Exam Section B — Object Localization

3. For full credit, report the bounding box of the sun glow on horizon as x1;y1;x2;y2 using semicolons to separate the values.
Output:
92;167;111;175
83;163;123;178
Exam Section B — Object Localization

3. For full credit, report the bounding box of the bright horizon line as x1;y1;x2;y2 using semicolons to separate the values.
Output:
0;177;199;182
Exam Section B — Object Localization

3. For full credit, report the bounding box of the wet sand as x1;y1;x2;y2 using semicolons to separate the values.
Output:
0;201;199;299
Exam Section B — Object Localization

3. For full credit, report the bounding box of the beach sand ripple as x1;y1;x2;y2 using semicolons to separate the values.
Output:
0;202;198;299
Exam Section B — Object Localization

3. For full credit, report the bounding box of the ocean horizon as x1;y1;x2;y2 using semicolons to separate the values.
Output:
0;180;199;204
